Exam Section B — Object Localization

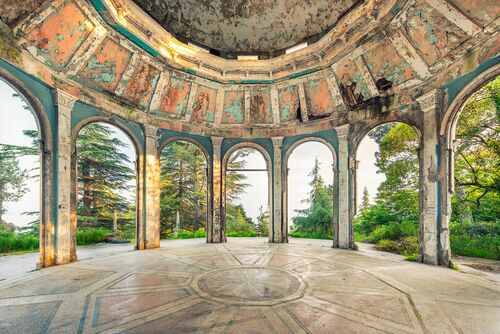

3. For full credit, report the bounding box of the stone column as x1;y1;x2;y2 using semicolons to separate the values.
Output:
417;90;444;265
54;89;76;265
143;125;160;249
271;137;286;243
335;124;351;249
210;137;225;243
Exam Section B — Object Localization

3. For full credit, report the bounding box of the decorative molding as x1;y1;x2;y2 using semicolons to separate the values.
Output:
144;125;158;139
271;136;284;149
335;124;350;138
417;90;440;113
54;89;77;110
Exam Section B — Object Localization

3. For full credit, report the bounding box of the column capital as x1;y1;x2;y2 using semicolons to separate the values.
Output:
53;89;77;110
416;89;442;113
271;136;284;148
335;124;350;138
144;125;159;139
211;136;223;148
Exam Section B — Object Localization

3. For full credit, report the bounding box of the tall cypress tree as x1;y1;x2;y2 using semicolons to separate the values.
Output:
76;123;135;227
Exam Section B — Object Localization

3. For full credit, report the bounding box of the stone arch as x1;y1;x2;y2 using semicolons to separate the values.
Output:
283;137;338;242
157;136;212;242
222;142;273;240
441;64;500;145
70;116;143;259
0;68;54;268
350;120;422;253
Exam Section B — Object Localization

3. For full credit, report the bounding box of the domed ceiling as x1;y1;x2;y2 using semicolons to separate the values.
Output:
132;0;362;57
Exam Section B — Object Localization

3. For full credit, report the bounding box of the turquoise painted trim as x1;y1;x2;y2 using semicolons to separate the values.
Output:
157;128;213;156
112;25;160;58
282;129;338;160
71;101;145;145
290;68;321;79
443;55;499;107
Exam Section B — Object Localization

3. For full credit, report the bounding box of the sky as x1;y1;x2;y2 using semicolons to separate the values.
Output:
0;79;384;228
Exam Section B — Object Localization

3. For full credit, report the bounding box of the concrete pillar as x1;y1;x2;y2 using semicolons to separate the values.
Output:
143;125;160;249
271;137;286;243
335;124;351;248
210;137;225;243
417;90;445;265
54;89;76;265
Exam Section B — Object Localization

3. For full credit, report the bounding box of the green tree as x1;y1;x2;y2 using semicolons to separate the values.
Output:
453;77;500;222
0;150;29;224
160;141;207;237
226;204;256;236
76;123;135;228
256;205;270;237
359;186;370;212
292;157;333;238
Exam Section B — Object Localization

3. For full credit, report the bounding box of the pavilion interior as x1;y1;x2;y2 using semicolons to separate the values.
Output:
0;0;499;333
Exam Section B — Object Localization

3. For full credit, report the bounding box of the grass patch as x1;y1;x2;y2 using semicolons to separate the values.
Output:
450;234;499;260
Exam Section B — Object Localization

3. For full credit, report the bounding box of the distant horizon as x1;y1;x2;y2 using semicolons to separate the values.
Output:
0;79;384;228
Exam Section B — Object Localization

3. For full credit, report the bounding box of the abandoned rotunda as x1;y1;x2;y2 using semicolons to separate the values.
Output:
0;0;499;333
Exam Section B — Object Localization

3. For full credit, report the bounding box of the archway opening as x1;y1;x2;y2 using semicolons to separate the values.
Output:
74;122;137;257
225;147;270;239
0;78;42;270
354;122;420;260
286;141;335;241
449;76;499;261
159;140;208;241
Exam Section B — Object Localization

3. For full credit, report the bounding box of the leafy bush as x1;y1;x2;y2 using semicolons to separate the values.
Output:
376;236;419;259
0;231;39;253
168;229;206;239
367;221;418;243
226;230;257;237
290;231;332;240
76;228;109;245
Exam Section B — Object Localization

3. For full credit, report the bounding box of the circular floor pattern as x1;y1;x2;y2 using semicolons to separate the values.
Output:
0;238;498;334
194;266;306;305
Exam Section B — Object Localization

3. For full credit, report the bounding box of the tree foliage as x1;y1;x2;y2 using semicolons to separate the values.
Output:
160;141;207;237
76;123;135;228
0;148;29;224
291;157;333;238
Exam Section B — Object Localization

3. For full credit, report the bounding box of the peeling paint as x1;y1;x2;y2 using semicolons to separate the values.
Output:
79;38;132;91
26;0;93;67
363;41;416;85
222;91;245;124
278;85;299;123
159;76;191;116
335;59;370;107
191;85;217;123
404;3;466;66
123;62;160;108
303;78;335;118
250;89;273;124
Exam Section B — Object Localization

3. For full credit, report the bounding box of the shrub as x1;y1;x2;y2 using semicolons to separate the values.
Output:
368;221;418;243
375;236;419;259
290;231;332;240
226;230;257;237
0;233;39;254
76;228;109;245
376;239;400;253
168;229;206;239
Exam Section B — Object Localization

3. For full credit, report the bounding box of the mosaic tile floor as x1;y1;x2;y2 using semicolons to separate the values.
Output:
0;238;498;333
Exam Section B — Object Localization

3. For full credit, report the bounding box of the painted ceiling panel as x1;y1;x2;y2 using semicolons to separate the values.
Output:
159;77;191;116
278;86;299;123
79;38;132;91
25;0;93;68
404;2;467;66
131;0;361;54
122;62;160;108
363;41;416;87
222;91;245;124
191;85;218;123
449;0;500;27
304;79;335;118
250;89;273;124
